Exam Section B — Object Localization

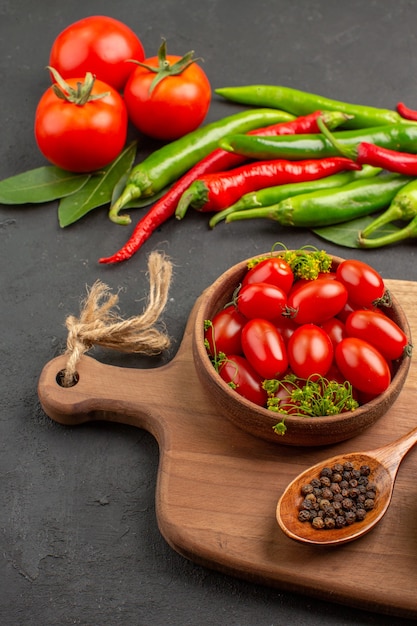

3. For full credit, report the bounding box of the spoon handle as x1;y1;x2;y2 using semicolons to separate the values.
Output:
371;425;417;478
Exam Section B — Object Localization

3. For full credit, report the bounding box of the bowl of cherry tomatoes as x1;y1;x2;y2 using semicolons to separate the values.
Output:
192;248;412;446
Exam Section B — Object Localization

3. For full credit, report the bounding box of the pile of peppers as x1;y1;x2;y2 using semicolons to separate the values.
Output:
100;85;417;263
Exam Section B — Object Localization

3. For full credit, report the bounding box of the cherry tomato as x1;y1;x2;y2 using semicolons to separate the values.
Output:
335;337;391;395
287;278;348;325
49;16;145;91
34;76;128;172
273;315;298;345
271;378;302;414
124;44;211;140
287;324;333;380
321;317;347;349
205;305;247;357
242;257;294;293
218;355;267;406
241;318;288;379
237;282;287;321
345;309;409;361
336;259;386;308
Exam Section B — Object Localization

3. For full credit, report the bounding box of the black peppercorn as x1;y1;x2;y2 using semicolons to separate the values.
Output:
298;461;377;531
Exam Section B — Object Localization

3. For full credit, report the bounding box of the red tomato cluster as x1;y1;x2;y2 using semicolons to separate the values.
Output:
35;16;211;171
205;256;409;410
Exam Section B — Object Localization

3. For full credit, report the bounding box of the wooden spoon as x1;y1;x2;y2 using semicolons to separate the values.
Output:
276;425;417;546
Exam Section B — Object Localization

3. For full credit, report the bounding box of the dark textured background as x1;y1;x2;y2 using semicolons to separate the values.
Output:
1;1;417;624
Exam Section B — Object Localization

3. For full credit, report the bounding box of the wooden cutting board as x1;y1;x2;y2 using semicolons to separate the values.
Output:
38;278;417;619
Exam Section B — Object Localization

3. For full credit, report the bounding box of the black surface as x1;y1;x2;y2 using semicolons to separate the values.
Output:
1;1;417;624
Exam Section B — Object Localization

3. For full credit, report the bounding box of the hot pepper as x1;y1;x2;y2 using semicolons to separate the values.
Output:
175;157;361;218
219;122;417;161
316;115;417;176
359;178;417;245
107;107;294;225
224;173;412;228
215;84;403;129
99;110;347;264
359;214;417;248
397;102;417;122
209;165;380;228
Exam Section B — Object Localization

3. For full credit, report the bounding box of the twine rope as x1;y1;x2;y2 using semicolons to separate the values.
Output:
62;251;173;387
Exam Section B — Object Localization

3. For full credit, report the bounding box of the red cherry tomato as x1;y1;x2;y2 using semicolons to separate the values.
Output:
345;309;409;361
287;324;334;380
336;259;386;308
321;317;347;349
205;305;247;357
287;278;348;325
242;257;294;293
241;318;288;379
218;355;267;406
49;16;145;91
124;45;211;140
335;337;391;395
271;378;302;414
237;282;287;321
34;76;128;172
273;315;298;345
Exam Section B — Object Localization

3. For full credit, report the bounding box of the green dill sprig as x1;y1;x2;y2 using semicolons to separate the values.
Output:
264;374;359;435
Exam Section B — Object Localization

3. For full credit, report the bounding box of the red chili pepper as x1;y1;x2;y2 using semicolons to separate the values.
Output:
175;157;361;217
99;110;349;264
396;102;417;121
317;114;417;176
355;141;417;175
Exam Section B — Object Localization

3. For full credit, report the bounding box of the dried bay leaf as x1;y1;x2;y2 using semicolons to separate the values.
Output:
313;214;400;248
58;142;137;227
0;166;90;204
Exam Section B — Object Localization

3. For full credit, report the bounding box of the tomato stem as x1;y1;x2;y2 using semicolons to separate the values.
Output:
128;38;203;94
48;66;110;105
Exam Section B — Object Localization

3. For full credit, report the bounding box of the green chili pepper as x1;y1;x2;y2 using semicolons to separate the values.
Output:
358;178;417;247
108;108;294;224
219;123;417;162
359;214;417;248
215;85;403;129
225;173;413;228
209;165;380;228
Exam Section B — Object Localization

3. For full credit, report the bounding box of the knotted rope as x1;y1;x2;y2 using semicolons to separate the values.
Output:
62;251;173;387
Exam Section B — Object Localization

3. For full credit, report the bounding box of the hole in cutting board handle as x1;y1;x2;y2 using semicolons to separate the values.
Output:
56;369;79;388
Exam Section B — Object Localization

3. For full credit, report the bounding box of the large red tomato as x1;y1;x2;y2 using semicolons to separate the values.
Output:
34;74;128;172
124;41;211;140
49;16;145;91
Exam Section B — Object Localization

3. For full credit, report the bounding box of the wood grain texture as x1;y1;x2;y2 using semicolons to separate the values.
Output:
38;278;417;619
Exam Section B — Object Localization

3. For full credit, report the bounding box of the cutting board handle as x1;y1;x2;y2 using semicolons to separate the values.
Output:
37;295;206;446
37;353;176;433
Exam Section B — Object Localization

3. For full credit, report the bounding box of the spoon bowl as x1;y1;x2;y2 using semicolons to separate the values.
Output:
276;426;417;545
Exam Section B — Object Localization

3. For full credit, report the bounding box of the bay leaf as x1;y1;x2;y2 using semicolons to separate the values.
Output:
58;141;137;227
0;166;90;204
312;215;401;248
